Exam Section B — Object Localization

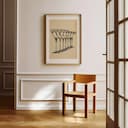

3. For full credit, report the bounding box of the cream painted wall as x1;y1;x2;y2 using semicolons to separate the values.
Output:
16;0;106;110
17;0;106;74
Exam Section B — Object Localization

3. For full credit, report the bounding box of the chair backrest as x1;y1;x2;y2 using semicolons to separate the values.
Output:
73;74;96;83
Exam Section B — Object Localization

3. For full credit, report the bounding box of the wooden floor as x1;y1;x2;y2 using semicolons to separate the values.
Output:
0;110;106;128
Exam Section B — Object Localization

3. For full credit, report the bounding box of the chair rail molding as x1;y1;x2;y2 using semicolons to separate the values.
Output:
16;73;106;110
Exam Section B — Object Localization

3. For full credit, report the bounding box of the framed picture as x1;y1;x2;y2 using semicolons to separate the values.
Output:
45;14;81;64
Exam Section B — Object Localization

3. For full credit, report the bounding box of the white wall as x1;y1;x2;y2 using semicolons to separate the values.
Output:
16;0;106;110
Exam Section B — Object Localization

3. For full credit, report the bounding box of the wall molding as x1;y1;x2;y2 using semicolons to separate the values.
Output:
0;92;13;96
16;100;106;110
16;73;106;82
16;73;106;110
2;0;6;62
2;0;15;63
19;78;69;101
17;72;106;76
2;71;14;90
0;66;14;69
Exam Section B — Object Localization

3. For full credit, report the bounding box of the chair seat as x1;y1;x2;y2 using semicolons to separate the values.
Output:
64;91;96;98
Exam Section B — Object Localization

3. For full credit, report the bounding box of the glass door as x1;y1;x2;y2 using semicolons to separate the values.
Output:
106;0;128;127
118;0;128;127
106;0;118;127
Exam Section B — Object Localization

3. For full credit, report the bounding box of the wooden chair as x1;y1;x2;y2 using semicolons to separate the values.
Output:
62;74;96;118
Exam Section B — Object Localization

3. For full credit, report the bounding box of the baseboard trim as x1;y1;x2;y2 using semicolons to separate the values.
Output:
16;100;106;110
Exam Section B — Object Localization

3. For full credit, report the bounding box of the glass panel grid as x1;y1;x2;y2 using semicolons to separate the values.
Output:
118;97;125;128
119;23;125;58
119;62;124;96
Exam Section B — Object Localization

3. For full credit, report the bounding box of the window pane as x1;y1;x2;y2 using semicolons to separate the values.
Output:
107;34;114;61
125;21;128;58
109;0;114;31
109;34;114;61
119;62;124;96
125;62;128;99
125;101;128;128
109;92;114;120
107;64;110;89
108;64;114;90
119;0;124;21
118;97;124;128
107;91;110;115
107;35;110;61
107;64;110;88
107;5;110;32
125;0;128;18
119;23;124;58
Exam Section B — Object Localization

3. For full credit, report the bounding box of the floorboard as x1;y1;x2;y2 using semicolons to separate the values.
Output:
0;110;106;128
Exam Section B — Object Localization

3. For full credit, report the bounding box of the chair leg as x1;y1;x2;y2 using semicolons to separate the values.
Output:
62;95;66;115
93;96;96;113
84;85;88;118
73;97;76;112
62;83;66;115
84;97;88;118
93;83;96;113
73;82;76;112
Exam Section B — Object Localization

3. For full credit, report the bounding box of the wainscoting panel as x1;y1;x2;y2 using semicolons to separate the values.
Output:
16;74;106;110
0;0;16;97
20;79;63;101
3;71;14;90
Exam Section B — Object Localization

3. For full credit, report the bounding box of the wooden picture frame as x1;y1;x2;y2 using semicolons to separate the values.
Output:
45;14;81;64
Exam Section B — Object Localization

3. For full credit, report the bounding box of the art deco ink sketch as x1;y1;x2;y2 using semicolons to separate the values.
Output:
45;14;81;64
